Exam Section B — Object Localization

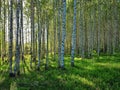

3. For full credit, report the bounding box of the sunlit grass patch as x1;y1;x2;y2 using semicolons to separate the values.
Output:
95;62;120;69
0;76;5;85
0;53;120;90
70;74;95;88
74;57;82;61
10;81;17;90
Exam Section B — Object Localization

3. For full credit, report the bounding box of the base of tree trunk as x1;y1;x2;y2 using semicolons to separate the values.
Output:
17;70;20;76
5;60;9;64
60;66;66;70
58;65;61;69
71;63;75;67
45;65;48;70
37;67;40;71
30;65;33;69
9;73;15;77
22;55;24;61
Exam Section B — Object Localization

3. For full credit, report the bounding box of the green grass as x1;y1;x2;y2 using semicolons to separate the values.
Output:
0;54;120;90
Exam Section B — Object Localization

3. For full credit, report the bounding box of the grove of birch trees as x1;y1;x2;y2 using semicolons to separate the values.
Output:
0;0;120;77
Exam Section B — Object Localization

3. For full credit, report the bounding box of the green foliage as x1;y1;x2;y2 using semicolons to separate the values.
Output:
0;54;120;90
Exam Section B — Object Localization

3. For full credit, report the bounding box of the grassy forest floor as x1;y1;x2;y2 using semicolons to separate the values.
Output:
0;54;120;90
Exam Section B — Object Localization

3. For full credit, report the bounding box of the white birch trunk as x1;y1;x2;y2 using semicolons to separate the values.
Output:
60;0;66;69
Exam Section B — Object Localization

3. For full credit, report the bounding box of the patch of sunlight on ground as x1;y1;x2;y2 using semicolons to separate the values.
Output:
51;64;56;67
75;57;82;61
95;62;120;68
25;55;31;59
10;81;17;90
71;74;95;88
84;66;95;70
0;76;5;84
57;75;62;79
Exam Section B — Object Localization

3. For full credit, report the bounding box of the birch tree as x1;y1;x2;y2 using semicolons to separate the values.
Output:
97;0;101;57
45;13;49;70
14;0;21;76
57;0;61;68
53;0;57;61
79;0;85;58
2;0;6;62
0;0;2;65
20;0;24;63
30;0;35;68
9;0;14;77
60;0;66;69
71;0;76;67
37;0;41;70
112;0;118;54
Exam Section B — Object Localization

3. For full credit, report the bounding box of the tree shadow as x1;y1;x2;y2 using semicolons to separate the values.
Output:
0;56;120;90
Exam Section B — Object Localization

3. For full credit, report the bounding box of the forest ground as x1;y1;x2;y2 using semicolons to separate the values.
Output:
0;54;120;90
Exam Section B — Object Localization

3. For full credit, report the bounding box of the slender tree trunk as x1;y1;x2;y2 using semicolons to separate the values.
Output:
0;0;1;65
90;4;94;57
71;0;76;67
14;0;21;76
3;0;6;62
106;1;111;55
42;23;45;59
37;0;41;70
7;0;9;62
79;0;85;58
20;0;24;61
97;0;101;57
9;0;14;77
20;0;25;73
0;0;3;64
30;0;35;69
53;0;57;61
60;0;66;69
45;16;49;70
112;0;118;54
0;0;2;19
84;1;88;58
57;0;61;68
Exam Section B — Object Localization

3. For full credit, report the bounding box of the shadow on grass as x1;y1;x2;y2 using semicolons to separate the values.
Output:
0;55;120;90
